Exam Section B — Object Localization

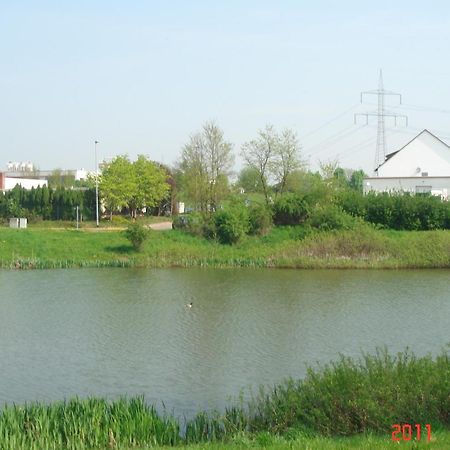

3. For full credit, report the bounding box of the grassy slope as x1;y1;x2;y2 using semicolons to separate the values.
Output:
0;225;449;269
152;431;450;449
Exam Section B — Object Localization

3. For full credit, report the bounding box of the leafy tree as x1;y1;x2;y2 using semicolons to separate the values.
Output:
179;122;233;212
129;155;170;218
237;167;266;193
99;156;135;218
241;125;277;206
272;193;310;226
349;169;366;192
242;125;303;204
100;155;169;219
271;128;303;195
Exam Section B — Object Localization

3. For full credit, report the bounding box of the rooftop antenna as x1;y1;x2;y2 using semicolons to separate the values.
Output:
355;70;408;174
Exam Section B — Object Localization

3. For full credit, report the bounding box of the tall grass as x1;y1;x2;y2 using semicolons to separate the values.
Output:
0;397;180;450
0;225;449;269
247;347;450;436
0;348;448;448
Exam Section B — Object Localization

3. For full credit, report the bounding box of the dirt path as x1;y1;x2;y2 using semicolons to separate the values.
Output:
148;221;173;230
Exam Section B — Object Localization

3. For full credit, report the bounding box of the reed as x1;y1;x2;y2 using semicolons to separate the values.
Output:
0;349;448;449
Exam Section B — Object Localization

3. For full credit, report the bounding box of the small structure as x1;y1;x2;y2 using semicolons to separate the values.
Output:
364;129;450;199
9;218;28;229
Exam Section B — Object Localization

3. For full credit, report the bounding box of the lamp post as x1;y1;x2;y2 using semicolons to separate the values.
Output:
94;140;99;227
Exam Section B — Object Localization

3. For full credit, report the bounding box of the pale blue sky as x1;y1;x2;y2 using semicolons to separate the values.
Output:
2;1;450;174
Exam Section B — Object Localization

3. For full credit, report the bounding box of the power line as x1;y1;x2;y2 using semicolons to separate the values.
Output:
298;103;360;141
305;124;365;155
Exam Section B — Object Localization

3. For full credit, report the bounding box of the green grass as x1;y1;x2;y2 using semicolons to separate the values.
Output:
0;222;450;269
0;349;449;449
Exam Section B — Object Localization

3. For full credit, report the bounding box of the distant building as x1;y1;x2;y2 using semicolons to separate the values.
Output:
0;172;47;191
364;129;450;200
1;164;90;192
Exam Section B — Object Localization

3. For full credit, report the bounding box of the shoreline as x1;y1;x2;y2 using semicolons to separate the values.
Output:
0;226;449;270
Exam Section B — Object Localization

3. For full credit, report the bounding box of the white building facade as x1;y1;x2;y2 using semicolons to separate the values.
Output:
364;130;450;200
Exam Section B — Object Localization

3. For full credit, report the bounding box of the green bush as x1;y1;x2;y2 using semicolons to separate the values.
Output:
248;204;273;235
248;347;450;436
214;204;249;245
124;222;149;251
172;213;215;239
110;214;131;225
307;204;359;231
272;193;310;226
336;191;450;231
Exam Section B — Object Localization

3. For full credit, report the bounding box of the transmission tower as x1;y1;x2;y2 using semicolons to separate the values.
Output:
355;70;408;174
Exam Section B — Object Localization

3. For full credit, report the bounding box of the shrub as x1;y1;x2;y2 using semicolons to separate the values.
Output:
124;222;149;251
307;204;359;231
172;213;215;238
111;215;131;225
248;347;450;436
335;189;367;218
272;193;309;226
248;204;273;235
214;204;249;245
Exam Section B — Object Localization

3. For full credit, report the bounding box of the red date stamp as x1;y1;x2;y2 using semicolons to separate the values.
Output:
391;424;431;442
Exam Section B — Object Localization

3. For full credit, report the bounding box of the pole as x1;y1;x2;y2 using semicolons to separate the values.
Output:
95;140;99;227
76;205;79;229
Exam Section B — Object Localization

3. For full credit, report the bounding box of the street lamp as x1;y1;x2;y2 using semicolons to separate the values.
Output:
94;140;99;227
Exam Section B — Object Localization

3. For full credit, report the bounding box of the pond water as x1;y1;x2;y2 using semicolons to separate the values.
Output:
0;268;448;417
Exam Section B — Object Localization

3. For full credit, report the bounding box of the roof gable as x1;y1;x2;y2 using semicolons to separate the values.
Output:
376;129;450;177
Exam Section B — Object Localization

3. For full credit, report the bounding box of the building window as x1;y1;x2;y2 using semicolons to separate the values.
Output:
415;185;432;195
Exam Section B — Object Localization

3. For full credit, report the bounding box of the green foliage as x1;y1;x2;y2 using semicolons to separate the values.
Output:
124;223;149;251
1;348;447;448
336;191;450;231
247;348;450;436
0;396;181;449
285;171;330;206
172;213;215;239
307;204;360;231
248;203;273;235
272;193;310;226
100;155;170;219
178;122;233;212
214;203;249;244
349;169;366;192
236;167;266;193
0;185;93;221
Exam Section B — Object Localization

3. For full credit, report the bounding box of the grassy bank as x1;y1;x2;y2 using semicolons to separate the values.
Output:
0;348;449;449
0;223;449;269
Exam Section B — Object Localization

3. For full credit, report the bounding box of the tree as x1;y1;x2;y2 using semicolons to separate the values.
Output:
236;167;266;193
271;128;303;195
349;169;366;192
99;156;135;218
100;155;169;219
241;125;303;205
129;155;170;218
241;125;277;206
179;122;233;212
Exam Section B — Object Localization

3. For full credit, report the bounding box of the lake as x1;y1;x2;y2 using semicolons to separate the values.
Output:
0;268;448;418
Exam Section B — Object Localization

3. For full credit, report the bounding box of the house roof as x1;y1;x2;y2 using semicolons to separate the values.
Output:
375;129;450;173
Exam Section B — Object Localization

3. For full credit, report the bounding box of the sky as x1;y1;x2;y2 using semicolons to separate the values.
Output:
2;0;450;175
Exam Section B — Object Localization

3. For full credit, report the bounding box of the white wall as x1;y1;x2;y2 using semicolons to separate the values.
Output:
364;176;450;200
377;131;450;177
5;177;48;190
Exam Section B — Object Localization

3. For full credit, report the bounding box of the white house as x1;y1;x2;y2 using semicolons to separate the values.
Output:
0;172;48;191
364;129;450;200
